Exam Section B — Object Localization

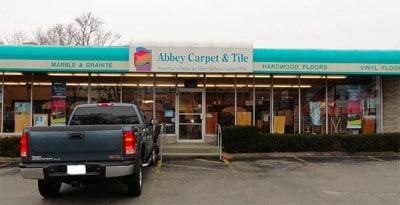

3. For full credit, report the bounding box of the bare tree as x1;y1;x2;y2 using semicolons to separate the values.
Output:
74;12;120;46
14;12;122;46
5;31;27;45
35;24;78;45
94;30;122;46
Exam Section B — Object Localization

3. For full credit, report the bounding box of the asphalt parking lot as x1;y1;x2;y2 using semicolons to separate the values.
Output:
1;155;399;205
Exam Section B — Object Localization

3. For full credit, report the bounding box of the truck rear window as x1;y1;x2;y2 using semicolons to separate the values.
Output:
69;106;139;125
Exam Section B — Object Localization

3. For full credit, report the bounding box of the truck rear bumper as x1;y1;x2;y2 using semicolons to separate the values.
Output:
20;167;45;179
20;162;135;180
105;164;135;177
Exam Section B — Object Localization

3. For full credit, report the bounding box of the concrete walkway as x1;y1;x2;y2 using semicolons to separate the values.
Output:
160;143;221;160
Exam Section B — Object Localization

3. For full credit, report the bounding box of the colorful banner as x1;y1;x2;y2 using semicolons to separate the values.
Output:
51;81;67;126
347;85;362;129
309;102;321;126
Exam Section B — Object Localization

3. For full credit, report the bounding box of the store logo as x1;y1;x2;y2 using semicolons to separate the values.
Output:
134;47;152;71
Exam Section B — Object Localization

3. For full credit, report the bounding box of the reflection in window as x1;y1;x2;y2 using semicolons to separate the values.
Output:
205;75;235;128
122;74;154;123
156;86;176;134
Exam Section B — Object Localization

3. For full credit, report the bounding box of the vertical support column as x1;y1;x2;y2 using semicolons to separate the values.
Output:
376;76;383;133
120;74;123;103
88;73;92;103
298;75;301;134
252;75;256;126
153;74;156;120
325;76;329;134
30;73;33;127
234;75;237;125
270;76;274;133
1;72;3;132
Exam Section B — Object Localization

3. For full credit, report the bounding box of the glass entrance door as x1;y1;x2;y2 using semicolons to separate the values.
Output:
177;89;205;142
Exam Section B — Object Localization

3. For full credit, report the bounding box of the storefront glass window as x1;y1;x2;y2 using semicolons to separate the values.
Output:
273;75;300;134
2;73;31;133
205;74;235;127
156;74;176;134
330;76;377;134
122;74;154;123
31;73;90;125
32;73;51;127
236;74;254;126
254;75;271;133
299;76;326;134
90;74;121;103
0;71;384;136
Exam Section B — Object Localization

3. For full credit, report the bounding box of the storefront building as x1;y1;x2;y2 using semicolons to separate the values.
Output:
0;43;399;143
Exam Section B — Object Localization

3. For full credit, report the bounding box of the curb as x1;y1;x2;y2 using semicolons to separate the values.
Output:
0;157;20;168
227;152;400;161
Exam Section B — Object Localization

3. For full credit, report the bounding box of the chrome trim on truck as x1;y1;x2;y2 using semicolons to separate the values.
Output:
20;168;45;179
106;164;135;177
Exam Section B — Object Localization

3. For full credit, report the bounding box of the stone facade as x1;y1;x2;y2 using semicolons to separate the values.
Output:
383;76;400;133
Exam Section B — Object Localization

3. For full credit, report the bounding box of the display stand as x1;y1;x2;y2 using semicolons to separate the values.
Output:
273;116;286;134
362;116;376;134
330;116;341;134
237;112;251;125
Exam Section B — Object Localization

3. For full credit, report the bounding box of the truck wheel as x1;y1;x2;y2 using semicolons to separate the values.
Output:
38;180;61;197
127;161;142;196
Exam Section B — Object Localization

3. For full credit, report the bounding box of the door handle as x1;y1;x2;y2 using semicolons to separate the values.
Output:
68;132;84;139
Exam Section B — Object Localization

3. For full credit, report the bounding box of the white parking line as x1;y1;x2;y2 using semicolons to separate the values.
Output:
195;158;227;165
292;156;311;165
223;159;239;174
368;156;387;162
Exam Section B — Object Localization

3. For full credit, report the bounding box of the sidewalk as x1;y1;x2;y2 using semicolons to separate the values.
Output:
0;157;20;168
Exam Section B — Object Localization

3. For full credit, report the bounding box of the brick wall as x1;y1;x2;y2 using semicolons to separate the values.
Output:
383;76;400;133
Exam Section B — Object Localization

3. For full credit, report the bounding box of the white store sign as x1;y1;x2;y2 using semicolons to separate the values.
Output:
129;41;253;73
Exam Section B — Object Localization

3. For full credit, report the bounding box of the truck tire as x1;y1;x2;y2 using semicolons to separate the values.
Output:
38;180;62;197
127;160;142;196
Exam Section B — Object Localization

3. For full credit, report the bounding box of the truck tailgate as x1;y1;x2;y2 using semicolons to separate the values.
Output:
28;125;126;162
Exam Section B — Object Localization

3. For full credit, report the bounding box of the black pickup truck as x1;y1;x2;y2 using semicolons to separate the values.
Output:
20;103;158;197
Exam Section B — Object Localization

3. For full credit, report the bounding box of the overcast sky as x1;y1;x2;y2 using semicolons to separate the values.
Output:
1;0;399;49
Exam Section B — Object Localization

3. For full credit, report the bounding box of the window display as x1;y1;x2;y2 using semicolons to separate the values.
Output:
0;73;382;135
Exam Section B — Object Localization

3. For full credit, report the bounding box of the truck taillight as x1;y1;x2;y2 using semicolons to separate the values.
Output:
20;132;29;158
123;131;137;156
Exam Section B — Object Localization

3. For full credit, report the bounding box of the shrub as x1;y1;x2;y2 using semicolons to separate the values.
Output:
221;126;400;153
222;126;261;153
0;136;21;157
